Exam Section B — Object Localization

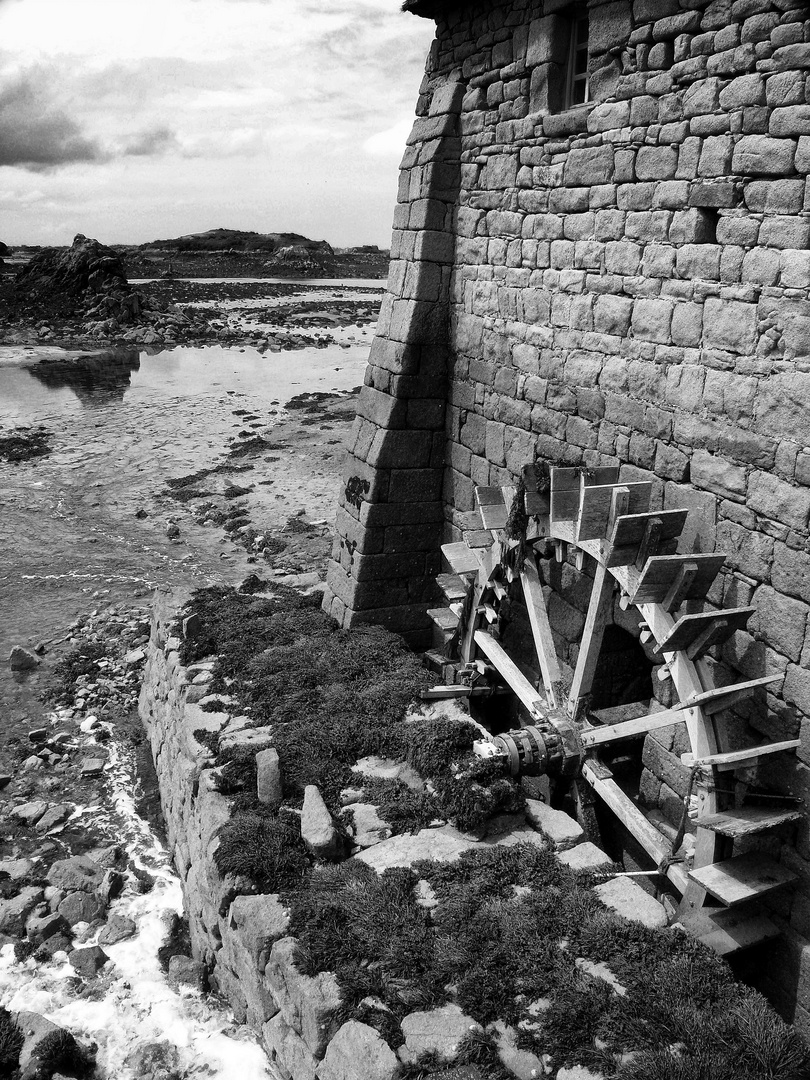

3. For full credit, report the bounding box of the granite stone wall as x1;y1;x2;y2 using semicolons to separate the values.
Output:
323;0;810;1031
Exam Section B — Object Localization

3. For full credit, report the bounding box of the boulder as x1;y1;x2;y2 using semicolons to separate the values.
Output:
47;855;105;893
301;785;341;861
68;944;109;977
98;913;136;945
9;647;40;671
167;954;206;991
354;826;479;873
400;1004;482;1063
318;1020;399;1080
0;858;35;881
10;801;49;827
0;887;45;936
123;1041;182;1080
35;804;72;833
26;911;70;945
57;891;105;926
13;1011;62;1071
262;1014;318;1080
227;893;290;970
489;1020;545;1080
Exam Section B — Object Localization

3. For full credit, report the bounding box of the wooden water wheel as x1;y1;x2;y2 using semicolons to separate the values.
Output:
425;464;803;956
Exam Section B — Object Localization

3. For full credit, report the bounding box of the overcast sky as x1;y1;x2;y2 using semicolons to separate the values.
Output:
0;0;433;247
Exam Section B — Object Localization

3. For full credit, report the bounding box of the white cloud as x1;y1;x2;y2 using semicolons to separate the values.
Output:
0;0;434;245
363;118;414;158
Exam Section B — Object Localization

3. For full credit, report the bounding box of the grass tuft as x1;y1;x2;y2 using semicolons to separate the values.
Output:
215;810;309;893
0;1008;23;1073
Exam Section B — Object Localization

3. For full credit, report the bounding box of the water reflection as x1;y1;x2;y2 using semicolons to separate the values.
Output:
25;349;141;407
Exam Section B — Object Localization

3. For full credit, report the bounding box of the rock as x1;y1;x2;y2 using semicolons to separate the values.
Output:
346;803;392;848
35;803;72;832
10;801;49;826
98;913;136;945
524;799;585;850
124;648;145;665
124;1041;182;1080
99;869;125;905
400;1004;482;1063
13;1011;62;1071
256;746;282;808
0;773;11;789
318;1020;399;1080
414;879;438;910
301;785;341;861
182;613;201;639
9;647;40;671
556;843;613;873
22;756;44;772
168;954;206;991
69;944;109;977
48;855;105;893
0;887;45;935
266;937;342;1057
26;911;70;944
80;758;105;778
593;877;668;930
166;522;181;539
227;894;290;970
575;958;627;997
57;891;105;926
27;729;48;744
0;858;35;881
262;1014;318;1080
352;756;425;791
556;1067;606;1080
489;1020;545;1080
354;826;479;873
86;844;126;870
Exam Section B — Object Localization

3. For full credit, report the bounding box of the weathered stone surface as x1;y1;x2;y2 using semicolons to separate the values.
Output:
524;799;584;850
48;855;105;894
264;1013;318;1080
301;785;342;861
27;911;69;944
317;1020;399;1080
346;803;393;848
400;1004;482;1063
10;801;48;826
556;843;613;873
0;887;44;936
14;1011;63;1071
593;877;668;930
69;944;109;977
98;913;136;945
35;803;72;832
351;756;424;791
9;646;40;670
228;893;290;971
354;826;478;872
256;746;283;808
489;1020;545;1080
266;937;342;1058
57;890;105;926
168;954;207;991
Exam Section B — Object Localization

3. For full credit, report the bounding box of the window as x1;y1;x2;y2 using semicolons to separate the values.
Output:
564;11;590;109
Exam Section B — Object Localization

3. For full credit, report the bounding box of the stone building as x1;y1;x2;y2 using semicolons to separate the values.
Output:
322;0;810;1029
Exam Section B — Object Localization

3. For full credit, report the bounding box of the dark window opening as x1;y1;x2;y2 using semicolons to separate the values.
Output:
564;11;590;109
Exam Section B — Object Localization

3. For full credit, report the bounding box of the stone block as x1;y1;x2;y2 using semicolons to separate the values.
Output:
593;877;668;929
751;585;808;663
589;1;633;55
631;298;673;344
703;298;757;354
748;471;810;531
732;136;796;175
317;1021;399;1080
266;938;342;1058
556;843;613;872
636;146;678;181
229;893;290;971
524;799;584;850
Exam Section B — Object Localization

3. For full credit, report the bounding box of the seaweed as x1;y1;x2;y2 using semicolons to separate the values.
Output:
0;1008;23;1073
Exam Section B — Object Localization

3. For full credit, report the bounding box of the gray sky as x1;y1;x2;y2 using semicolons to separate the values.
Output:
0;0;433;247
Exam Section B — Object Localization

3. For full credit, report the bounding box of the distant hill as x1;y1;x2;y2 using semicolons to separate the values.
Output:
140;228;333;255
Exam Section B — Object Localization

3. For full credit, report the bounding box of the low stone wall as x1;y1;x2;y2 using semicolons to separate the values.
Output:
139;587;678;1079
